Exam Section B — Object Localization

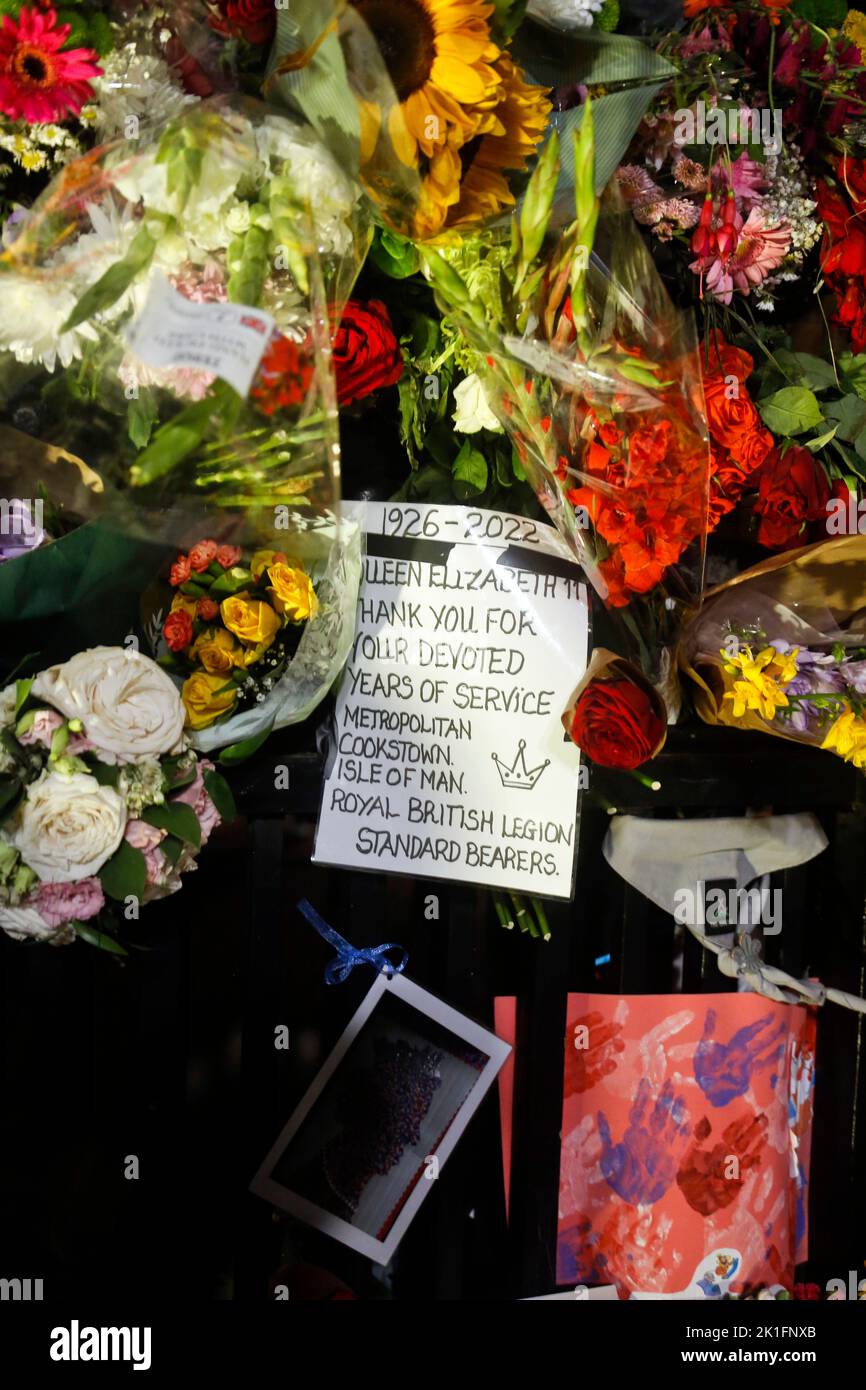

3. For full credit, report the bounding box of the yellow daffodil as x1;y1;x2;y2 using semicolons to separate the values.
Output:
721;645;790;721
821;709;866;769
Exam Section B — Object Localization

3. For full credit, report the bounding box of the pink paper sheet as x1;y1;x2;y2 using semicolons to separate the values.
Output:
495;992;815;1298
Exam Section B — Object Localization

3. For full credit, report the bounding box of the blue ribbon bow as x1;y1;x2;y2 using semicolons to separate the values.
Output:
297;899;408;985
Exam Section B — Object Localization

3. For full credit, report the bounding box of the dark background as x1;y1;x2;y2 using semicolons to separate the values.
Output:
2;714;864;1303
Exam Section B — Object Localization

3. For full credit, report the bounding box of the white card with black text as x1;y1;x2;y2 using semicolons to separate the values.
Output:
313;502;589;898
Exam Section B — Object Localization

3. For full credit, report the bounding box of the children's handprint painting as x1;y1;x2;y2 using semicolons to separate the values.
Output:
494;993;815;1298
557;994;815;1296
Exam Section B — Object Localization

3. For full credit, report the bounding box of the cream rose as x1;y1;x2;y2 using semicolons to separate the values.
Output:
33;646;186;764
11;771;127;883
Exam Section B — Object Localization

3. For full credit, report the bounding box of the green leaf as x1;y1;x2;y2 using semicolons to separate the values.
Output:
142;802;202;849
129;394;217;487
839;351;866;400
218;719;275;766
758;386;824;437
452;441;488;499
99;841;147;903
209;566;252;597
774;350;839;392
369;228;420;279
89;761;120;787
804;425;838;453
61;226;158;331
0;774;22;819
161;756;197;792
127;392;159;449
203;768;237;821
14;678;33;716
159;833;184;867
826;393;866;443
73;920;129;957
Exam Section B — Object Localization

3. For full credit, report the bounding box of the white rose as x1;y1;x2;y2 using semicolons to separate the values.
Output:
11;771;126;883
32;646;186;764
453;373;503;434
0;903;73;944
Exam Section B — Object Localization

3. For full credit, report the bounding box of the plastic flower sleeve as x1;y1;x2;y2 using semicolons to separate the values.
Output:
135;499;361;751
0;96;364;739
420;113;711;684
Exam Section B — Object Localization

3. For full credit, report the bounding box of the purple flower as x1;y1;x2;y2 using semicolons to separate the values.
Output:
0;498;46;563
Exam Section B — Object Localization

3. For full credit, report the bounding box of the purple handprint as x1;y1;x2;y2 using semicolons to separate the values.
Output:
694;1008;786;1108
597;1078;690;1206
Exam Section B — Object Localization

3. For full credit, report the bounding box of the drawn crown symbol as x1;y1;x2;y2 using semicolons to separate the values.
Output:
492;739;550;790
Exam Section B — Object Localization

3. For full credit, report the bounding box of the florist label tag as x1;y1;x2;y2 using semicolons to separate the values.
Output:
125;272;275;397
313;502;589;899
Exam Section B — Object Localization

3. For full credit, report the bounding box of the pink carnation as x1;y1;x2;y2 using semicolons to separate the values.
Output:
33;875;104;928
125;819;167;886
173;760;220;844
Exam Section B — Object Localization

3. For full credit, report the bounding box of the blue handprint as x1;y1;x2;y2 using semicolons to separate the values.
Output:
694;1008;786;1108
597;1078;691;1206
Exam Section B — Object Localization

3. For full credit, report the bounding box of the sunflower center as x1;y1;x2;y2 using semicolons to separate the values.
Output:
353;0;436;102
13;45;54;87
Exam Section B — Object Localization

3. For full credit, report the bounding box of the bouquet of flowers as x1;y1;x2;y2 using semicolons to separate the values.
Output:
681;535;866;771
421;99;711;681
155;534;321;736
0;644;235;950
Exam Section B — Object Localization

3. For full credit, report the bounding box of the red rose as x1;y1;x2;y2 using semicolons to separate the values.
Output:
163;37;216;98
754;446;831;550
728;427;774;476
170;555;191;587
210;0;275;45
570;676;666;770
332;299;404;407
216;544;242;569
197;597;219;621
189;539;219;572
164;609;194;653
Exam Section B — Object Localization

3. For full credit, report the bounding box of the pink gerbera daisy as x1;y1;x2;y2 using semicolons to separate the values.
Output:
0;6;101;124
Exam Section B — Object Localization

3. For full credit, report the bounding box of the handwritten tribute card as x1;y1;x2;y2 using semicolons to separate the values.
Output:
313;503;589;898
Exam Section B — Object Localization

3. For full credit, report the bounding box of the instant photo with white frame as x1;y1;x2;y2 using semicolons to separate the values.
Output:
250;973;511;1264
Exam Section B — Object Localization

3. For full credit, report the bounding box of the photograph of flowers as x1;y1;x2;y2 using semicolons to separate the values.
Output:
0;0;865;1353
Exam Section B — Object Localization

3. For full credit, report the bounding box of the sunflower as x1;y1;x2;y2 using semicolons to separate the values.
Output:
446;54;551;229
351;0;502;163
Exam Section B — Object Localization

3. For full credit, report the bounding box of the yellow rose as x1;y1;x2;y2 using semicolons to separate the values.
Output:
250;549;288;583
191;627;243;675
170;593;198;619
181;671;238;731
267;563;318;622
221;593;281;648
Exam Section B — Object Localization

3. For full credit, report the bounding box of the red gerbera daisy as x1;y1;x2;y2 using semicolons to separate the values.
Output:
0;6;101;124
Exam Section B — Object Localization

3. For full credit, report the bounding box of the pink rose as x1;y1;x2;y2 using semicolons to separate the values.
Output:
173;760;221;843
33;876;105;928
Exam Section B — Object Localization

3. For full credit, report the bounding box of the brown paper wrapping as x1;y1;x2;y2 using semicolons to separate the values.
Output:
679;536;866;749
